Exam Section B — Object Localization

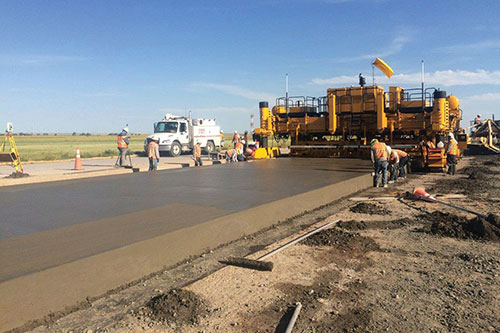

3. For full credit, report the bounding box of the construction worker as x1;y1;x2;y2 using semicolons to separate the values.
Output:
220;130;225;146
445;132;459;175
225;148;237;163
243;130;249;152
474;114;481;125
392;148;409;178
232;131;240;148
147;135;160;171
117;127;130;167
193;141;202;166
387;146;399;182
370;138;389;188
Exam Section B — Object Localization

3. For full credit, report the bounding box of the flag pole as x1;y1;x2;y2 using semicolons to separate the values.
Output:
421;60;425;112
285;73;289;113
372;64;375;86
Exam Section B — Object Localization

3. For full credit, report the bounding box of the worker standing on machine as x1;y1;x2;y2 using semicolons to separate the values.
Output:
117;126;130;167
393;148;409;179
445;133;458;175
147;135;160;171
387;146;399;183
370;139;389;188
193;141;203;166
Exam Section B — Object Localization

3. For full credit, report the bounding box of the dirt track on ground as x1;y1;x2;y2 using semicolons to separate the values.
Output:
25;156;500;333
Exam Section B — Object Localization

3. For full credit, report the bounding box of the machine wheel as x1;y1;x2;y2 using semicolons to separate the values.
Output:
169;142;182;157
205;141;216;154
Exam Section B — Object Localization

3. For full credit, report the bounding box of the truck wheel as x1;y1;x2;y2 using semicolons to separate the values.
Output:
205;141;215;154
169;142;182;157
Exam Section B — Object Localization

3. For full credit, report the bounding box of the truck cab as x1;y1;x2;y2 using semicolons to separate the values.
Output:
145;114;221;157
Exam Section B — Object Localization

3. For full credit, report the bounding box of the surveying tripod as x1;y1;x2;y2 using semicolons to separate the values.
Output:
0;132;24;173
114;148;133;169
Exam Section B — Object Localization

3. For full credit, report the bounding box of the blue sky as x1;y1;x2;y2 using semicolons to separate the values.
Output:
1;0;499;133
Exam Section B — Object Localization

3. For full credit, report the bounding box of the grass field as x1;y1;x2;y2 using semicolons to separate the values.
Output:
5;135;148;162
3;133;286;162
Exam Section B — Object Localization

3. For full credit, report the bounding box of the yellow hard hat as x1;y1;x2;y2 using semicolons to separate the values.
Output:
370;139;378;146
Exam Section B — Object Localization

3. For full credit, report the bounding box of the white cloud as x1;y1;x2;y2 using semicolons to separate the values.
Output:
191;82;275;101
159;106;253;115
435;40;500;53
0;55;89;65
462;92;500;102
328;33;411;63
311;69;500;86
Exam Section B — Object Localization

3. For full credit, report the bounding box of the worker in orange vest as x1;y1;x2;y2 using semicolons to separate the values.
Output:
117;127;130;167
393;148;409;178
147;135;160;171
387;146;399;182
445;132;459;175
232;131;240;148
193;142;202;166
370;138;389;188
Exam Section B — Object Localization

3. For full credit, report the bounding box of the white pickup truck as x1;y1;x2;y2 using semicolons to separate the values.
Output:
145;114;221;157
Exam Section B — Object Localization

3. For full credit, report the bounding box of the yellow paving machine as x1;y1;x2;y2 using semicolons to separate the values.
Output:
254;80;467;170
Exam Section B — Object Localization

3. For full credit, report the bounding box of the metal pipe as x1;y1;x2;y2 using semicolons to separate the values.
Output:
435;199;486;219
258;220;339;261
285;302;302;333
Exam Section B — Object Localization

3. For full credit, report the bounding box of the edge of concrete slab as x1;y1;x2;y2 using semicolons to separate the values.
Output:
0;159;227;188
0;172;371;332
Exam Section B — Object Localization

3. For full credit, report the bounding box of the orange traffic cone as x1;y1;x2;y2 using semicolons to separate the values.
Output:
74;147;82;170
413;187;436;202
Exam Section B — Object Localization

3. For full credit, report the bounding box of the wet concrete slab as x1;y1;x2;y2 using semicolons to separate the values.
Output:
0;158;371;239
0;158;372;331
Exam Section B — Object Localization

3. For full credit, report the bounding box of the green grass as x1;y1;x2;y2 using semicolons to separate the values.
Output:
4;135;148;162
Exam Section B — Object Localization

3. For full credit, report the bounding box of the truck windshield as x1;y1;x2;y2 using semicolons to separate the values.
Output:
155;122;178;133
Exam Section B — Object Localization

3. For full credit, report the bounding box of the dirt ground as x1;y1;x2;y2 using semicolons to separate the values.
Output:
26;156;500;333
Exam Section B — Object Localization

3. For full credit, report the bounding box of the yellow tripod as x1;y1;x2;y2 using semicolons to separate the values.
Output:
0;132;24;173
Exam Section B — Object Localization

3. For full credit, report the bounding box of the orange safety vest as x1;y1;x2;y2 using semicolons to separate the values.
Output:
148;141;158;158
233;134;240;143
446;140;458;156
194;145;201;158
372;142;388;161
393;149;408;158
117;135;128;148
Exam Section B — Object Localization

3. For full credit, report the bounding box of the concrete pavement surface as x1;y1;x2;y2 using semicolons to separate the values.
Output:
0;157;372;331
0;154;217;187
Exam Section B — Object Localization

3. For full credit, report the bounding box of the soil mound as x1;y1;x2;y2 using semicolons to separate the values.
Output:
337;218;415;231
349;202;389;215
483;160;499;166
301;227;379;253
420;211;500;241
144;288;208;326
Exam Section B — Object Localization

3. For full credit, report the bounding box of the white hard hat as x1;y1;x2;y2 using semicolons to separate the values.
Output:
234;130;238;133
448;132;454;138
477;114;481;117
122;127;129;133
386;146;392;154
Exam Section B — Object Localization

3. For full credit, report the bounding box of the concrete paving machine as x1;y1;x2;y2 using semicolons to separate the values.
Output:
254;83;467;170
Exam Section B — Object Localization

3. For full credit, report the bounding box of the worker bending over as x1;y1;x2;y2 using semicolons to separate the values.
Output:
446;132;458;175
147;135;160;171
393;148;409;179
387;146;399;182
370;139;389;188
117;127;130;167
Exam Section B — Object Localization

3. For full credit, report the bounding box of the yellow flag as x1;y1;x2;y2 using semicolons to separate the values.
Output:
372;58;394;79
